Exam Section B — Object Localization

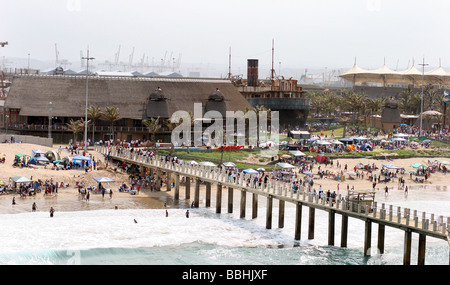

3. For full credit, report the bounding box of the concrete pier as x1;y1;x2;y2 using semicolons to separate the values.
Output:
97;145;450;266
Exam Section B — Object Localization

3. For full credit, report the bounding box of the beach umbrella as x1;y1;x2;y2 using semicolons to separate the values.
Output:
281;154;291;159
303;171;313;176
347;172;357;176
0;153;6;156
243;169;259;174
187;160;199;165
256;168;265;172
0;181;4;185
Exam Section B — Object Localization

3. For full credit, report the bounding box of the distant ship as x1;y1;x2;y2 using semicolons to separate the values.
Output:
232;59;310;128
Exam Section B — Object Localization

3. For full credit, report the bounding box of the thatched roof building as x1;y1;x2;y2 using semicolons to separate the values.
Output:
5;75;251;120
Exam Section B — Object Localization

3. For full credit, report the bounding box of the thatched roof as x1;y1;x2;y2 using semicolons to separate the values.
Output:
5;75;251;120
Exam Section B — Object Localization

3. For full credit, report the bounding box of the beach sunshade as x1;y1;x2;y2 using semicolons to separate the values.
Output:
15;153;29;158
35;156;50;162
303;171;313;175
0;153;6;156
0;181;4;185
10;176;32;183
347;172;357;176
187;160;199;165
411;163;427;168
289;150;306;157
281;154;292;159
222;162;236;167
382;164;404;170
32;150;46;156
93;177;115;183
73;155;91;161
256;168;266;172
276;162;295;169
199;161;217;167
243;168;259;174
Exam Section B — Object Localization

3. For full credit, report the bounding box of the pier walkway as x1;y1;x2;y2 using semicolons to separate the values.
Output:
96;146;450;265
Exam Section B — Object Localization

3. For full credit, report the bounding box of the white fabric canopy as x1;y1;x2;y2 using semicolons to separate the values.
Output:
93;177;115;183
341;63;450;87
276;162;295;169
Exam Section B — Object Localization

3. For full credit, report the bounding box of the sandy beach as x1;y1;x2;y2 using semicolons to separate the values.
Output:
0;143;449;214
0;143;184;213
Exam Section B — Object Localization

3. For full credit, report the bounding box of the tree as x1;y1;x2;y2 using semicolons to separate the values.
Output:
101;106;120;143
399;86;415;114
142;116;160;151
64;119;84;144
87;105;102;144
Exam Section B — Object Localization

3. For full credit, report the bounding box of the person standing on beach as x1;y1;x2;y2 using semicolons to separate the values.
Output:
12;197;16;205
385;186;389;196
49;207;55;218
186;210;190;218
86;191;90;203
32;202;37;212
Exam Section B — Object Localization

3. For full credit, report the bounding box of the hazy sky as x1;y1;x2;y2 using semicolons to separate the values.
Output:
2;0;450;76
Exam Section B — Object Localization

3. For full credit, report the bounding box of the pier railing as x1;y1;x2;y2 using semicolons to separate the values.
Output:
97;145;450;241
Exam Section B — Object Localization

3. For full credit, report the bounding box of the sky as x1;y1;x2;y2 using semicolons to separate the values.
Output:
2;0;450;77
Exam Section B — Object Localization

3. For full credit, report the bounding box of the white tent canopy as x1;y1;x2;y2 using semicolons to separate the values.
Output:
289;150;306;157
276;162;295;169
341;63;450;87
93;177;115;183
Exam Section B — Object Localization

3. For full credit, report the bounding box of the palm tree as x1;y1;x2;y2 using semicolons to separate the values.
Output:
142;116;160;151
399;86;415;114
163;118;178;156
101;106;120;143
424;86;438;111
342;91;367;123
64;119;84;143
87;105;102;144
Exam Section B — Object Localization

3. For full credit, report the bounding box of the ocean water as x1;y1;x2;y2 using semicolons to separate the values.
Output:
0;185;448;265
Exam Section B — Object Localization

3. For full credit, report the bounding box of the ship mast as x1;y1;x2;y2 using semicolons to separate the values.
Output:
271;39;275;81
